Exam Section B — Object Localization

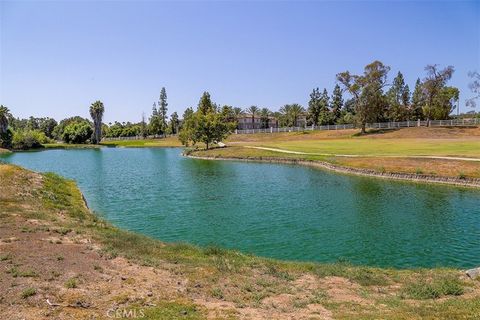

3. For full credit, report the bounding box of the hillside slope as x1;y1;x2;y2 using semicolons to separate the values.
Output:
1;164;479;319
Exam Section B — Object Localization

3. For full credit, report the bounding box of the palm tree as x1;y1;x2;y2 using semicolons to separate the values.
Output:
0;105;11;134
233;107;243;120
89;101;105;144
280;104;305;127
289;104;305;127
259;108;271;128
245;105;259;129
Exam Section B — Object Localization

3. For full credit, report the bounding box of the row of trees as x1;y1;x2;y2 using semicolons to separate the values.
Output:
1;63;478;150
337;62;460;132
0;101;105;149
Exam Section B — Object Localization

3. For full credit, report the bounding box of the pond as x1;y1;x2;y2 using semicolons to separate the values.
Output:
2;148;479;268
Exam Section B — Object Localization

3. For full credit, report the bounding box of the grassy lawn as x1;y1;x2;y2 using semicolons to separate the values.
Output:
193;127;480;179
100;136;182;148
255;139;480;157
43;143;103;149
1;163;479;319
225;127;480;158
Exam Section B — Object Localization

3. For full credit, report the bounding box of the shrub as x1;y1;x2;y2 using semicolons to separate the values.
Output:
65;277;78;288
62;122;93;144
12;130;50;150
21;287;36;298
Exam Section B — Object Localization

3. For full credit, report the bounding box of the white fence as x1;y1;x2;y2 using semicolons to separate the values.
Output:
235;118;480;135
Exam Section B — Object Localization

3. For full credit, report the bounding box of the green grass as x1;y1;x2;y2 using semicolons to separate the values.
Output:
43;143;103;149
64;277;78;288
43;136;182;149
256;139;480;157
400;274;465;299
139;301;206;320
21;287;37;299
8;267;38;278
100;136;182;148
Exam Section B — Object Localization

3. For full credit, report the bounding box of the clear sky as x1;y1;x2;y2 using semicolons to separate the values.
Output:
1;0;479;123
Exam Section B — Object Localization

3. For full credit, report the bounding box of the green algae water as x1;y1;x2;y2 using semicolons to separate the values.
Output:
2;148;479;268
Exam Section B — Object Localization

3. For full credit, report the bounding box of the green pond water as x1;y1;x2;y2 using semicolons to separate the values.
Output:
2;148;479;268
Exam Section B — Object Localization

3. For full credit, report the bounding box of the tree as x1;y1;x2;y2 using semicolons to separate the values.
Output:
39;118;58;139
259;108;271;128
89;100;105;144
307;88;322;126
12;130;49;150
385;71;410;121
140;113;147;138
245;106;259;129
331;84;344;123
233;107;243;120
158;87;168;135
0;105;13;148
466;71;480;110
280;103;305;127
149;102;161;135
0;105;11;134
220;105;236;123
179;92;234;149
318;88;331;125
52;116;90;140
179;107;195;146
337;60;390;133
421;64;455;123
62;122;93;144
410;78;425;120
183;107;194;120
169;112;179;134
431;86;459;119
198;92;215;115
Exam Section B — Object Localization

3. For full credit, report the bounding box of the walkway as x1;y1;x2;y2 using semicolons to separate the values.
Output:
245;146;480;162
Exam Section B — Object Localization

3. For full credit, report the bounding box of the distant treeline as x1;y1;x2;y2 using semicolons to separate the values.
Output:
1;61;479;149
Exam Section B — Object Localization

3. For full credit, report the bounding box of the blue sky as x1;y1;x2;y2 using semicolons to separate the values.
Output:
1;1;478;123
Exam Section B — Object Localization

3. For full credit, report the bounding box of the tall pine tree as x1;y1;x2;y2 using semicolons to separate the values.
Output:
149;102;161;135
307;88;322;126
318;88;330;125
385;71;410;121
411;78;425;120
198;92;215;115
158;87;168;135
331;84;343;123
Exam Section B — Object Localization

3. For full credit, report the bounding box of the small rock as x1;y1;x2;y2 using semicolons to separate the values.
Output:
146;292;153;297
466;267;480;279
180;310;188;315
121;276;127;280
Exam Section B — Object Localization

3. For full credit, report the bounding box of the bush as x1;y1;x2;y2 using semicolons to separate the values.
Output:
52;116;90;140
0;128;13;149
12;130;50;150
21;287;36;299
62;122;93;144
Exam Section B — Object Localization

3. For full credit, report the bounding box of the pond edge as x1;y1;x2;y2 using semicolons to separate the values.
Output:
185;153;480;189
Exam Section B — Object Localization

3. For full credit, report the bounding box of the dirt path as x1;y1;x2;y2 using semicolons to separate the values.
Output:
245;146;480;162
